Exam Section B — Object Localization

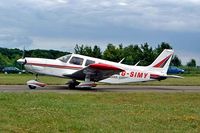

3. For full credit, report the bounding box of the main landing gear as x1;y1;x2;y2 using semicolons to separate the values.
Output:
27;74;47;89
67;79;80;89
26;74;97;90
67;74;97;89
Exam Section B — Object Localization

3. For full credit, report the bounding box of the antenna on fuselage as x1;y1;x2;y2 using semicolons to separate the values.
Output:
118;58;125;64
134;61;140;66
134;58;146;66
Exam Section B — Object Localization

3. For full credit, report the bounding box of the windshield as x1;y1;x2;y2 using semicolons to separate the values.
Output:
57;54;72;63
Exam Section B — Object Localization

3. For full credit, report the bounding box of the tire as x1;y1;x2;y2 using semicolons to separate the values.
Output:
28;85;36;89
68;83;75;89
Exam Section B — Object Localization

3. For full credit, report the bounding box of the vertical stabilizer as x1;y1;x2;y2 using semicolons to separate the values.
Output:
148;49;174;74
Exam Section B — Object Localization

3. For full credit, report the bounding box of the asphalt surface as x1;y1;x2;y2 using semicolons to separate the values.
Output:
0;85;200;93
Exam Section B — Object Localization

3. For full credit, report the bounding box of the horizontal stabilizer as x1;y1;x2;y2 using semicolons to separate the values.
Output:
165;75;184;79
150;74;183;80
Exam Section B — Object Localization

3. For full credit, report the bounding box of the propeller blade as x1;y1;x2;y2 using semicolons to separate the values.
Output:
22;46;25;59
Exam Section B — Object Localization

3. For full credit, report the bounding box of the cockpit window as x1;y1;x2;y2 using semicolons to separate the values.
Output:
85;59;95;66
69;57;84;66
58;54;72;63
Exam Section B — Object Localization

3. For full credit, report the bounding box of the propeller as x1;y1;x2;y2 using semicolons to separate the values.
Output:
22;46;25;59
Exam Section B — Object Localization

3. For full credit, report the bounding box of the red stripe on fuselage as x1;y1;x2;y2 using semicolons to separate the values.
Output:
26;62;83;70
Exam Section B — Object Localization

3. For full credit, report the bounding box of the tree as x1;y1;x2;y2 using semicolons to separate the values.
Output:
171;55;182;66
187;59;196;67
93;45;102;58
74;44;85;55
103;44;125;62
0;53;8;70
156;42;172;54
74;44;102;58
122;44;142;65
140;43;154;66
83;46;93;56
154;42;173;59
103;44;118;61
0;47;67;69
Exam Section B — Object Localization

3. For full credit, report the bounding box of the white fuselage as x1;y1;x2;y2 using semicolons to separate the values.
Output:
23;54;162;84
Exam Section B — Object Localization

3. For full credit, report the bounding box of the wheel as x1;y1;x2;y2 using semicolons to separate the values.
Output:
67;80;80;89
28;85;36;89
68;83;75;89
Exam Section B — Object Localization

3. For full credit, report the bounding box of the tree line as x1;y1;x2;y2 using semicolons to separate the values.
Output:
0;42;197;70
74;42;197;67
75;42;185;66
0;48;68;70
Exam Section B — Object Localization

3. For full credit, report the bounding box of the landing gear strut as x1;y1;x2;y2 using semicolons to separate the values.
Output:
35;73;39;81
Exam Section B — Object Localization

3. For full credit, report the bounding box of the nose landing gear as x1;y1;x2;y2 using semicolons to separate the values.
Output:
27;74;47;89
27;80;47;89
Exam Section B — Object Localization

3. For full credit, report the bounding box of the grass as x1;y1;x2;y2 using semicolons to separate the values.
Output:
0;73;200;86
0;92;200;132
0;74;67;85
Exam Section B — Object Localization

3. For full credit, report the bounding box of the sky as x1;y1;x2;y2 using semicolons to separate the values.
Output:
0;0;200;65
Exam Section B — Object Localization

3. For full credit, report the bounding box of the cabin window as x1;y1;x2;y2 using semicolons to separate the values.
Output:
69;57;84;65
58;54;71;63
85;60;95;66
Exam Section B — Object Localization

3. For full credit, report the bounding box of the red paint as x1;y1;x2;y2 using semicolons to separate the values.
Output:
130;71;134;77
144;73;148;78
90;63;123;71
153;54;172;68
121;71;126;76
34;82;47;87
26;62;83;70
134;72;137;77
150;74;160;79
137;72;143;78
120;71;149;79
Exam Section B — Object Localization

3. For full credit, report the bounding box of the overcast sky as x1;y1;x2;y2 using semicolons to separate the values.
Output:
0;0;200;65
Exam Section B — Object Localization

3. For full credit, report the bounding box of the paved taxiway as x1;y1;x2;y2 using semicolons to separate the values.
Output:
0;85;200;93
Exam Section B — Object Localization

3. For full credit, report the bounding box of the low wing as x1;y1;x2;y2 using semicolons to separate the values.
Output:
63;63;124;82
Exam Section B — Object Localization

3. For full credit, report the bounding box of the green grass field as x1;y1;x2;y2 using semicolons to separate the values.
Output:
0;73;200;86
1;74;200;132
0;92;200;132
0;74;67;85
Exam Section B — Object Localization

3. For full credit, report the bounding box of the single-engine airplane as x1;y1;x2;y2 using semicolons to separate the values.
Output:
17;49;182;89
